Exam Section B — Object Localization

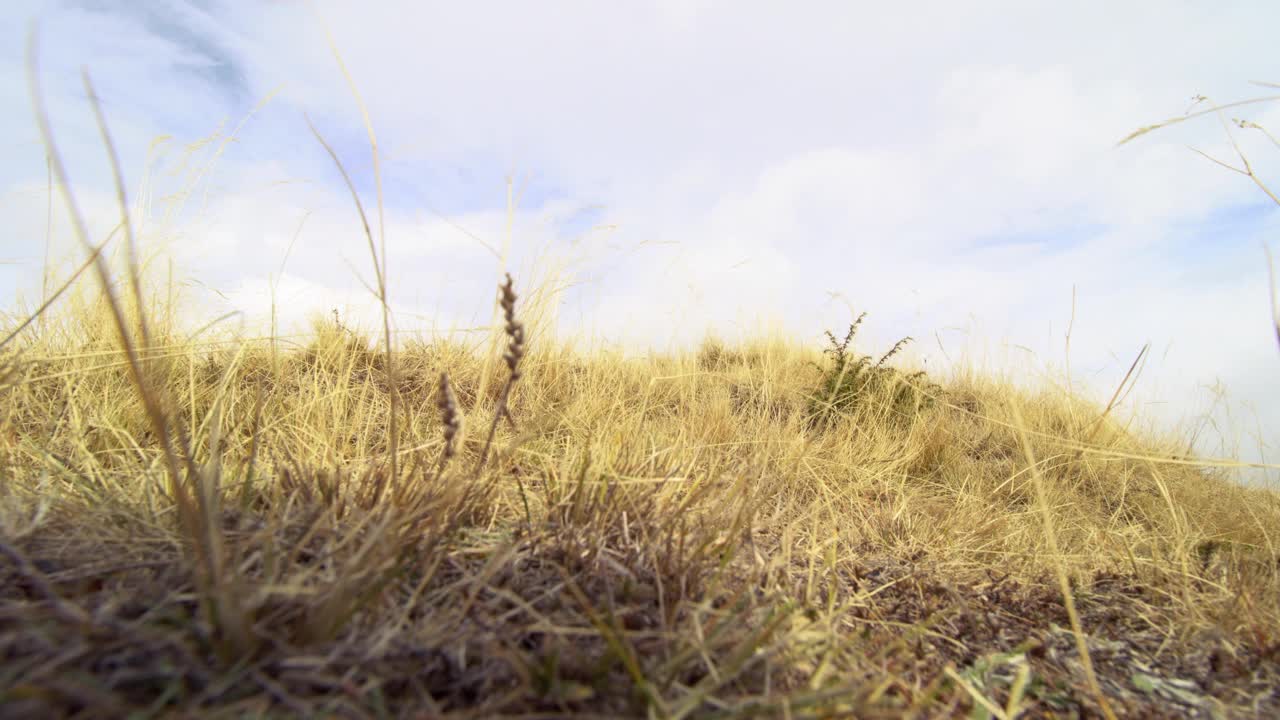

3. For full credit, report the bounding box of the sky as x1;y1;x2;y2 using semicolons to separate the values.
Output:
2;0;1278;484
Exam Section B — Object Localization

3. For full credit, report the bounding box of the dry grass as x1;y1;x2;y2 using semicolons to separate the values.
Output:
2;274;1279;717
4;41;1280;719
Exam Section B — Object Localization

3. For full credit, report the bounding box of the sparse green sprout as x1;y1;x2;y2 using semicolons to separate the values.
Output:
806;314;938;431
877;336;913;366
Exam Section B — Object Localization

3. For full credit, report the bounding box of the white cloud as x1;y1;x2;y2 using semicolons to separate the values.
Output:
3;0;1279;483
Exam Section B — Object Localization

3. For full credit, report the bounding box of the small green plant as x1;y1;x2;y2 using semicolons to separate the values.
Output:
806;312;938;430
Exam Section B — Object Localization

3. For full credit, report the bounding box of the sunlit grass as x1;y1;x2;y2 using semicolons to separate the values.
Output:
3;37;1279;719
4;259;1279;716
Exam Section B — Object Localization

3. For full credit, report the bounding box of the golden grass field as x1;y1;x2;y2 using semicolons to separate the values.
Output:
3;55;1280;719
2;263;1279;718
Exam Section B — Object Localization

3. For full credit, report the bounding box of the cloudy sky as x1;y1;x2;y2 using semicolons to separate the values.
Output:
2;1;1278;481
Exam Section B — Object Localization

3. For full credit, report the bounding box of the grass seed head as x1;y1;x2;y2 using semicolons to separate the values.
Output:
500;273;525;381
437;371;460;460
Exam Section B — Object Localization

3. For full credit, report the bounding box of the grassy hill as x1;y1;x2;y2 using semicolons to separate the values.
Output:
2;272;1278;718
